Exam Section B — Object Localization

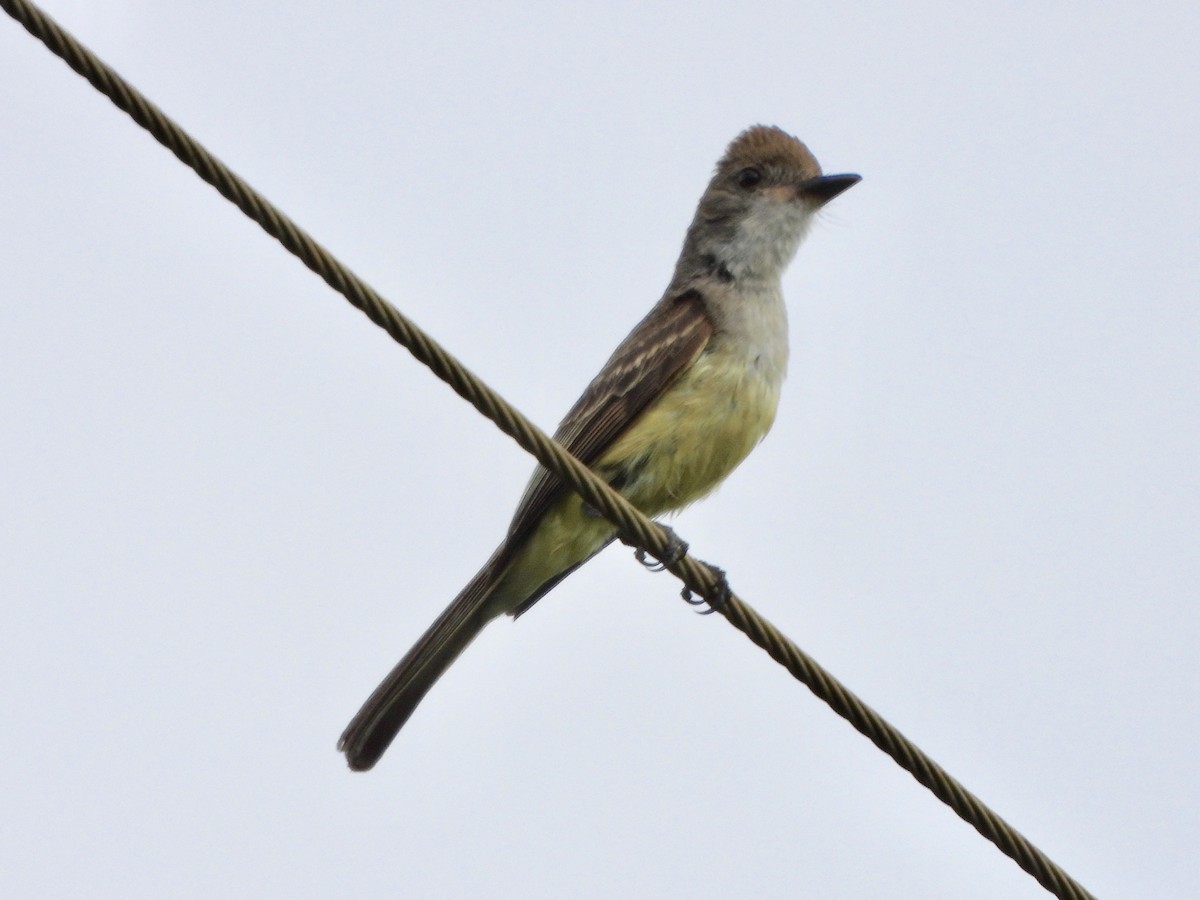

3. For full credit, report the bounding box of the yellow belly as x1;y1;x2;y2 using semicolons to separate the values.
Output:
598;348;781;515
495;348;781;610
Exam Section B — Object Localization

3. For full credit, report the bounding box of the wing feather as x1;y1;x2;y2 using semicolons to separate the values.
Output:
500;289;713;560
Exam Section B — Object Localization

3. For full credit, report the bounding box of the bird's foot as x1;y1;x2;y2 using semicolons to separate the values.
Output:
622;524;689;572
680;562;732;615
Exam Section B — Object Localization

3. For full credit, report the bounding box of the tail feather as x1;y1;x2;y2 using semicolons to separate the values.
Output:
338;553;506;771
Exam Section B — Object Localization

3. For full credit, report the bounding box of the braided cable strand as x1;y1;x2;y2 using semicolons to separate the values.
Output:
2;2;1094;898
715;597;1094;899
0;0;670;567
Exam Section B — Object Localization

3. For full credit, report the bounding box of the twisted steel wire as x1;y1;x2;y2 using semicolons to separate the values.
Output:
2;2;1095;897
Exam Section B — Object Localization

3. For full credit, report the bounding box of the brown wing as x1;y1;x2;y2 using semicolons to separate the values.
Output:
500;289;714;559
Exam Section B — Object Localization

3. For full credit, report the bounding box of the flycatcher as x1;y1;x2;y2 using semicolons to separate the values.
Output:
339;125;859;770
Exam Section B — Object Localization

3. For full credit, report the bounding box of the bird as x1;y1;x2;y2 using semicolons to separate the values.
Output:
339;125;859;770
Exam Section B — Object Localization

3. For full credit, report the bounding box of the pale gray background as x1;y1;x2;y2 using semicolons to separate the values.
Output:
2;2;1197;898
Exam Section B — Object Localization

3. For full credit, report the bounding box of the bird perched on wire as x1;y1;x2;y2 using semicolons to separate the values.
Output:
339;125;859;771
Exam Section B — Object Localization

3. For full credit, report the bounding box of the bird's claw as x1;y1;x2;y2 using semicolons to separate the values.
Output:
626;524;689;572
621;526;729;614
680;562;732;615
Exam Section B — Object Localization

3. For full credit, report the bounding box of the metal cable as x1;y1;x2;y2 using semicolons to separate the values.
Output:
1;2;1095;897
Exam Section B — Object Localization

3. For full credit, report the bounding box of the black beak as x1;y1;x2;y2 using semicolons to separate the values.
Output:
798;173;861;205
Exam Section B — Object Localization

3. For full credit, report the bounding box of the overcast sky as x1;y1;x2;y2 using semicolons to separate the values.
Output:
3;2;1197;898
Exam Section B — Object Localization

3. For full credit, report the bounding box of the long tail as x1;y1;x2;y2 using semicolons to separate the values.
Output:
338;551;507;771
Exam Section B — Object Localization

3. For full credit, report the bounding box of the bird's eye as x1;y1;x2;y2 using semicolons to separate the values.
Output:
736;167;763;189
